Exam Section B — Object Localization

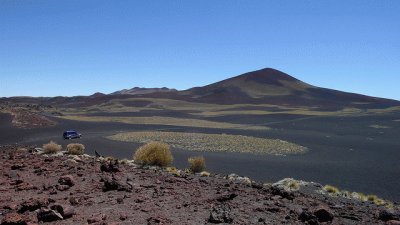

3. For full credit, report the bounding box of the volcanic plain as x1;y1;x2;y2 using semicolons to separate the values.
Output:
1;68;400;204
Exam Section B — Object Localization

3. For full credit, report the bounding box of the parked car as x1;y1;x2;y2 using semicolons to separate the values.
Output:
63;130;82;139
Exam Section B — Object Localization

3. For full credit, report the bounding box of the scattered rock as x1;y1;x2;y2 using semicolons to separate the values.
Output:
18;198;49;213
270;186;295;200
1;213;27;225
299;210;319;225
37;208;63;222
119;212;127;221
63;159;78;167
51;204;75;219
379;209;400;221
56;184;70;191
312;206;334;222
87;214;107;224
227;174;252;185
146;216;171;225
216;193;237;202
58;175;75;187
208;203;233;224
0;145;397;224
69;197;80;206
100;160;120;173
272;178;301;192
101;175;132;192
11;164;25;171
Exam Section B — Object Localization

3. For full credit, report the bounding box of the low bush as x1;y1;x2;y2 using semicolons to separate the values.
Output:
43;141;62;154
66;143;85;155
188;156;206;173
133;141;173;167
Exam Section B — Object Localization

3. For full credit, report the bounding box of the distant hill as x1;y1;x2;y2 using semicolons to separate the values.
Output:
111;87;177;95
178;68;400;109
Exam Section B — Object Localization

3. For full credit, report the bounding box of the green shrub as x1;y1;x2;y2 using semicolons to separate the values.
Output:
43;141;62;154
188;156;206;173
66;143;85;155
133;141;173;167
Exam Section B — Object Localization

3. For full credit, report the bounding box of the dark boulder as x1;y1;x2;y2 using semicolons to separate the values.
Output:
312;206;334;222
101;175;132;192
37;208;63;222
51;204;75;219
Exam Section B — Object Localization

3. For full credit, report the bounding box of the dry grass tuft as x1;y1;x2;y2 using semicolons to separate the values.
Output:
323;185;339;195
165;167;180;176
43;141;62;154
133;141;173;167
66;143;85;155
188;156;206;173
200;171;211;177
287;180;300;191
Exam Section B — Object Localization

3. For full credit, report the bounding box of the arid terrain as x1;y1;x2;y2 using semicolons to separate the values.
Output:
1;68;400;205
1;145;399;225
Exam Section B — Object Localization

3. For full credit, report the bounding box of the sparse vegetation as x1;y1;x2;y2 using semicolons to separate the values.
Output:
66;143;85;155
165;167;180;176
287;180;300;191
43;141;62;154
188;156;206;173
323;185;339;195
323;187;389;207
120;158;129;164
104;156;118;161
200;171;210;177
133;141;173;167
61;115;269;131
108;131;307;155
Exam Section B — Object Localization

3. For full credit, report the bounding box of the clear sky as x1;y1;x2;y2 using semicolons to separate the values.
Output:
0;0;399;99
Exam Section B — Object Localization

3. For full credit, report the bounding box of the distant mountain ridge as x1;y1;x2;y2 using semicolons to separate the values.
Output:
2;67;399;110
111;87;177;95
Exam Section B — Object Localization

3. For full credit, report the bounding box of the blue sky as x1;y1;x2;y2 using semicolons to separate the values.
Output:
0;0;399;99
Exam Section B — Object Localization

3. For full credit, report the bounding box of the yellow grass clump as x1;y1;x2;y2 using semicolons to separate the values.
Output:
323;185;339;195
188;156;206;173
66;143;85;155
133;141;173;167
43;141;62;154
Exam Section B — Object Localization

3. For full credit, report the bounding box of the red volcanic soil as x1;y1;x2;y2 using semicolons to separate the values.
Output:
0;145;399;225
9;109;56;129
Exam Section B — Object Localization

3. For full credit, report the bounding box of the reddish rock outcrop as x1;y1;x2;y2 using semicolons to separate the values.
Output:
0;145;398;224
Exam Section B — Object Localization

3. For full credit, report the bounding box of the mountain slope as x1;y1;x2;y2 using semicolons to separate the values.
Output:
180;68;400;109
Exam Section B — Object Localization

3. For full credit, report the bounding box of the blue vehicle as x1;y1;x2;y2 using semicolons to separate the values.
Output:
63;130;82;139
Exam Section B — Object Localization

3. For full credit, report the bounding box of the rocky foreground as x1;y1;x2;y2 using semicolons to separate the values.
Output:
0;145;399;225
